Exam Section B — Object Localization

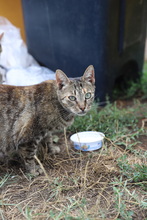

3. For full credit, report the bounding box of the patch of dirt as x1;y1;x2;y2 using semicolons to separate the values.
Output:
137;135;147;151
0;133;146;219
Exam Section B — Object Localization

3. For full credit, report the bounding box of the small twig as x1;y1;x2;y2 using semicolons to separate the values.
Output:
34;155;50;181
92;143;105;172
104;136;125;152
141;118;147;129
19;169;30;182
54;155;87;165
84;161;89;189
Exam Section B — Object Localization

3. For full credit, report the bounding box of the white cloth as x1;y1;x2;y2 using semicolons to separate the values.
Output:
0;16;55;85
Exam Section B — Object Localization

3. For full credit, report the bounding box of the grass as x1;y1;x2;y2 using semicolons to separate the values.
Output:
69;100;145;139
0;64;147;219
117;155;147;189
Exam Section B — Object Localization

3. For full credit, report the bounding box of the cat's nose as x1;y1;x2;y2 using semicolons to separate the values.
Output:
79;106;85;111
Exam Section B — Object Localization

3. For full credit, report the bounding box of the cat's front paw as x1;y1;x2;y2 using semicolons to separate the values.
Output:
25;163;43;176
29;166;43;176
49;146;61;154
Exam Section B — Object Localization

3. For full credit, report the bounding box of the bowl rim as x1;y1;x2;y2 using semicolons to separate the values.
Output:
70;131;105;144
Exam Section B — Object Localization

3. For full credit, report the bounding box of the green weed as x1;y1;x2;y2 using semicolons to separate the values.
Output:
48;198;88;220
117;155;147;189
0;173;11;188
113;186;134;220
69;101;146;140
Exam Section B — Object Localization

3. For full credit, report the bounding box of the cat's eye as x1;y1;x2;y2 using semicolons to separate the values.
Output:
68;96;76;101
85;92;91;99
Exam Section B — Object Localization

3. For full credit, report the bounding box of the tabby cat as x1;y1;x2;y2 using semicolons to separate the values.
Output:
0;65;95;175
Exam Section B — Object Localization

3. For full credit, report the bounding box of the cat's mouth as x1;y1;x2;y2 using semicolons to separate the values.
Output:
77;111;87;116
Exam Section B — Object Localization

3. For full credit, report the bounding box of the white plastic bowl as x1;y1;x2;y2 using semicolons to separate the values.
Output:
70;131;105;151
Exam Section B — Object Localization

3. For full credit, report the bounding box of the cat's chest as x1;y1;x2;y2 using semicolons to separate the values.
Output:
35;117;74;145
41;104;74;131
48;115;74;131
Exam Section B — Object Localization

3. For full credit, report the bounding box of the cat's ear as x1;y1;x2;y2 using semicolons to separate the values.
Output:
0;33;4;40
56;69;70;90
82;65;95;85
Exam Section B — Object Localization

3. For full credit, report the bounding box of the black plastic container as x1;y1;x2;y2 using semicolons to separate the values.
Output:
22;0;147;101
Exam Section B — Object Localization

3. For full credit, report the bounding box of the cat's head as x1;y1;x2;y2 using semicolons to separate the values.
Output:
0;33;4;54
56;65;95;116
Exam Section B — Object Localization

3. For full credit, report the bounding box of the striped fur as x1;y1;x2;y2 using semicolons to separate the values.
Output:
0;65;95;175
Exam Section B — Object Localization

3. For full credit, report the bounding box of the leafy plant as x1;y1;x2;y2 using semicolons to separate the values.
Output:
113;186;134;220
117;155;147;189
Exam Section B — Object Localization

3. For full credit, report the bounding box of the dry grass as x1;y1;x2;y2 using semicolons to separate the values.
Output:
0;130;146;220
